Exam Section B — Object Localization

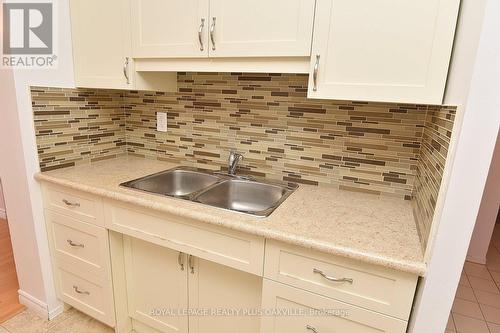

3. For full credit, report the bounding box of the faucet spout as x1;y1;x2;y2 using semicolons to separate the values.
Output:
228;151;243;175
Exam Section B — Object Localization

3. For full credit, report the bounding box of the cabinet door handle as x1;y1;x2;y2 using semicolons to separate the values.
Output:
313;268;353;284
313;54;320;92
210;17;216;51
123;57;130;84
73;285;90;295
188;254;195;274
306;325;318;333
198;18;205;51
178;252;185;271
62;199;80;207
67;239;84;248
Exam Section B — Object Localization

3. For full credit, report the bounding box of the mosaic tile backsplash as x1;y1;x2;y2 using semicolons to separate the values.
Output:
32;87;125;171
412;106;456;250
31;72;456;250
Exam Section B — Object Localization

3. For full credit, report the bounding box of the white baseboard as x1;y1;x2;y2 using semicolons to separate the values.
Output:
48;303;64;320
0;208;6;220
18;290;49;319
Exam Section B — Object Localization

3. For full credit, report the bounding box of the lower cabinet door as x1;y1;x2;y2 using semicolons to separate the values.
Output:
123;236;189;333
189;257;262;333
260;279;408;333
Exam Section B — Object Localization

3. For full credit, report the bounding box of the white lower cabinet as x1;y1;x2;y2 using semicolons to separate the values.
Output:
41;184;418;333
260;280;408;333
188;257;262;333
44;208;115;327
122;236;262;333
123;236;189;333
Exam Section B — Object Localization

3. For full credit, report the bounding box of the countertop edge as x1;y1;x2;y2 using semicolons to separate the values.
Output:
35;172;427;276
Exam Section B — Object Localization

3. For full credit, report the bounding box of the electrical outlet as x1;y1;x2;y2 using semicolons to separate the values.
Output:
156;112;167;132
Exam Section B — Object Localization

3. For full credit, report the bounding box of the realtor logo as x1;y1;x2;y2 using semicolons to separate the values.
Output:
2;2;56;67
3;3;53;54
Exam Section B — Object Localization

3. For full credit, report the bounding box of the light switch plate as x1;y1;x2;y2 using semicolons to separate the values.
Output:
156;112;167;132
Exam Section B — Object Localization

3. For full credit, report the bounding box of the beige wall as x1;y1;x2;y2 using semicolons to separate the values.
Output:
467;131;500;263
0;180;5;214
1;0;75;317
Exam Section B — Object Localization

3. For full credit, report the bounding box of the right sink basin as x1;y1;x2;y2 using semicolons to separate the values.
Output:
194;179;298;217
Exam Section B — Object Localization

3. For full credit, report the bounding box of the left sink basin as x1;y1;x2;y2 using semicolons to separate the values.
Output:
121;168;221;197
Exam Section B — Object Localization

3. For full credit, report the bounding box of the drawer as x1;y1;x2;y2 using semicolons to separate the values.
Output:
264;240;418;320
261;279;407;333
42;184;104;226
104;200;265;276
45;210;110;280
56;266;115;327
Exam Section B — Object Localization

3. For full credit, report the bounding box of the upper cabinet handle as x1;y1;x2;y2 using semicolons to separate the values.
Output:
62;199;80;207
178;252;185;271
313;54;320;92
210;17;216;51
313;268;353;284
188;254;195;274
123;57;130;84
198;18;205;51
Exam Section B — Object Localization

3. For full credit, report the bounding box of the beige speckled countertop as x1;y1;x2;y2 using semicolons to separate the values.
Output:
35;156;426;276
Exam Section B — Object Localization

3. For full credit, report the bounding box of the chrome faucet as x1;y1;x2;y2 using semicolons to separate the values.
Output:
228;151;243;176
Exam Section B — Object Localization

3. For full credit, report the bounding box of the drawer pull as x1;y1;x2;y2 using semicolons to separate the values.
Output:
62;199;80;207
67;239;84;248
178;252;185;271
306;325;318;333
313;268;353;284
73;285;90;295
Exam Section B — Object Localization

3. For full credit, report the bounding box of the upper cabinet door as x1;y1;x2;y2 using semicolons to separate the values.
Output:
308;0;460;104
131;0;209;58
70;0;132;89
208;0;315;57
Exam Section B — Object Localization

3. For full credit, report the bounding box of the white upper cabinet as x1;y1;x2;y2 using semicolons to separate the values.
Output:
308;0;460;104
70;0;133;89
131;0;209;58
208;0;315;57
131;0;315;59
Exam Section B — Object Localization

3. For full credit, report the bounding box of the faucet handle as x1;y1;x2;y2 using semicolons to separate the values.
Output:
228;151;243;175
229;151;243;162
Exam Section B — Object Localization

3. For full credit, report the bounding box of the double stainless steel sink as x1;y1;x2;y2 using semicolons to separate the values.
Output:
120;167;298;217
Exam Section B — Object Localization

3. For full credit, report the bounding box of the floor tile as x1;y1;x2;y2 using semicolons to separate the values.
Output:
488;322;500;333
0;327;10;333
464;262;493;280
48;310;112;333
491;270;500;284
2;309;53;333
447;313;456;331
459;273;470;287
474;290;500;308
452;313;489;333
1;308;100;333
452;299;484;320
455;285;476;302
468;276;500;294
480;304;500;325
